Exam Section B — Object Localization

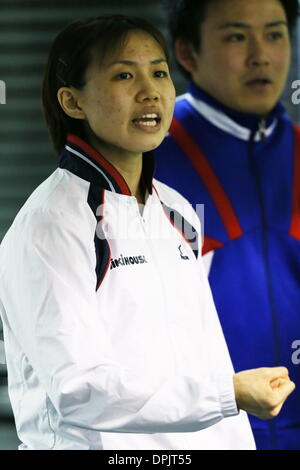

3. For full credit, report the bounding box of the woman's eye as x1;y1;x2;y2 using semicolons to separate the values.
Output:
225;34;245;42
154;70;168;78
116;72;132;80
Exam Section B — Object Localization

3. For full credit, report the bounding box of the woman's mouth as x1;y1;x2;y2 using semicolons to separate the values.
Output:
132;113;162;131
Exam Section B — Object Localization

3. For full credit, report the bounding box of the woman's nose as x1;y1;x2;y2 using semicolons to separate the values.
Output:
136;80;159;102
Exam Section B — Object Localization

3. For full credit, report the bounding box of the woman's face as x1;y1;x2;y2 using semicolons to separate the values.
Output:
75;30;176;159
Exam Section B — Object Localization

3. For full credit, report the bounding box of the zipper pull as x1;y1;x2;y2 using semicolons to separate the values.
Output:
258;117;267;141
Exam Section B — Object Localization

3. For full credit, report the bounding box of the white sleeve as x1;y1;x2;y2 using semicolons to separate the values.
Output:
196;243;238;404
4;207;238;434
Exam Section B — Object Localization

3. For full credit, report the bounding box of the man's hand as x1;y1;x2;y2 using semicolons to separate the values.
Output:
233;367;295;420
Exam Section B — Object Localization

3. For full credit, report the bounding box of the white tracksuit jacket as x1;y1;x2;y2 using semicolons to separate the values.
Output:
0;135;255;450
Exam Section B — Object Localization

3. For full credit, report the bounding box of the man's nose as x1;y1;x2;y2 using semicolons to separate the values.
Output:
247;38;270;67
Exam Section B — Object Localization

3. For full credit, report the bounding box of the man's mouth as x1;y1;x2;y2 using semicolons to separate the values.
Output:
246;78;272;88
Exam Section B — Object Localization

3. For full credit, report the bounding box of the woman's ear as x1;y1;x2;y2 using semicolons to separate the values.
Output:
175;38;197;74
57;87;86;120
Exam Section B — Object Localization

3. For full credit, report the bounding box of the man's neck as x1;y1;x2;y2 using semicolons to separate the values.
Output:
188;82;282;131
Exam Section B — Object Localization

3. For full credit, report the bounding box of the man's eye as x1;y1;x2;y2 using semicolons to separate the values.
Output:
115;72;132;80
154;70;168;78
268;32;283;40
225;34;245;42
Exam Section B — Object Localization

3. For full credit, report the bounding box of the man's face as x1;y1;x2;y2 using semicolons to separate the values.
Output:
184;0;291;115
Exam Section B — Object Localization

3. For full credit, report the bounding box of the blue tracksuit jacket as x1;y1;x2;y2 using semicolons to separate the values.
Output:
154;83;300;450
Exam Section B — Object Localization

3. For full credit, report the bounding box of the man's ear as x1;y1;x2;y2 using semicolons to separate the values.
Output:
57;87;86;120
175;38;197;74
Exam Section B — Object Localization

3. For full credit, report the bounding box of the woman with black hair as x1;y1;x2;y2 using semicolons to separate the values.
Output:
0;14;294;450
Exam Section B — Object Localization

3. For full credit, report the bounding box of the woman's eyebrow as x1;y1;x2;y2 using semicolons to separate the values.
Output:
108;58;167;67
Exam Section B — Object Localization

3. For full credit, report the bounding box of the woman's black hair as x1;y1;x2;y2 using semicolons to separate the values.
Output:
42;14;169;153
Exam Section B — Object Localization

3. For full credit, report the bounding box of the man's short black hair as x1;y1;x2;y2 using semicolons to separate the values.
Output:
165;0;299;79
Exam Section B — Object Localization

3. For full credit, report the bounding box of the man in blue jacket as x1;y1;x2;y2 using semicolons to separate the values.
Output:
155;0;300;450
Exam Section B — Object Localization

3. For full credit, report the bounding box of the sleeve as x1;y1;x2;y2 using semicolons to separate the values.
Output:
5;206;238;434
195;225;238;418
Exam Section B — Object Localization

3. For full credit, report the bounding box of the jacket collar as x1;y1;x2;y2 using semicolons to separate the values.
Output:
59;134;155;195
180;82;286;141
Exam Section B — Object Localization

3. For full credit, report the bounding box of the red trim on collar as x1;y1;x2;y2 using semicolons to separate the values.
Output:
67;134;131;195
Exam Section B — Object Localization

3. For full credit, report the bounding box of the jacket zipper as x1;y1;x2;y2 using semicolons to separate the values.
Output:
248;118;281;450
258;117;267;141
